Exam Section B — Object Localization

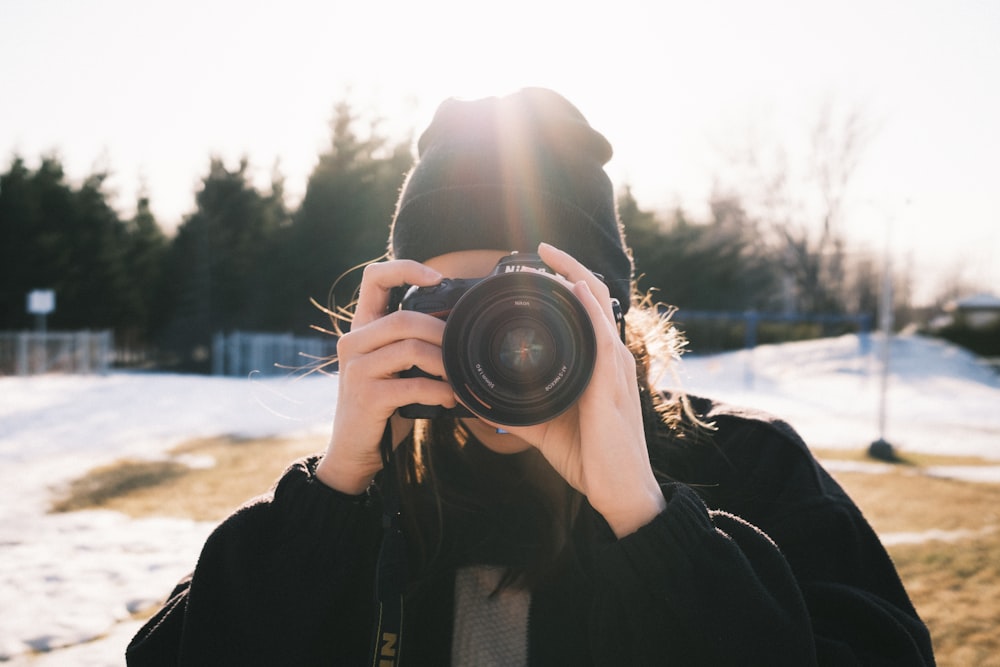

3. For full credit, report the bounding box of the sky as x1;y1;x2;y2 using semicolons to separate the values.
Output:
2;334;999;663
1;0;998;305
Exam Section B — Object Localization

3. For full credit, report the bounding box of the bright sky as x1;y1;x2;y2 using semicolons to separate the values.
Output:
2;0;998;305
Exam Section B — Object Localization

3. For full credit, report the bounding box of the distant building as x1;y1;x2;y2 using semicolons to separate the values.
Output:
927;293;1000;362
946;293;1000;330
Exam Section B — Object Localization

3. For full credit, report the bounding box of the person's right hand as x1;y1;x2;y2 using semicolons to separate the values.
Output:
315;260;455;494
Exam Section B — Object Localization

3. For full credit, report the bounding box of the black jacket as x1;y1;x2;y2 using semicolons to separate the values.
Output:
127;397;934;665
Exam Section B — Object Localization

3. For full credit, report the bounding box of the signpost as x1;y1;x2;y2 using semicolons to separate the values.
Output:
27;289;55;333
26;290;55;373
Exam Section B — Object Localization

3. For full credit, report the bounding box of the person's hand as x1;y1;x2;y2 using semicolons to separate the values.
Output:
500;243;666;537
315;260;456;494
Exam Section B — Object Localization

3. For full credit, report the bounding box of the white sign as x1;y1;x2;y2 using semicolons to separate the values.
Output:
27;290;56;315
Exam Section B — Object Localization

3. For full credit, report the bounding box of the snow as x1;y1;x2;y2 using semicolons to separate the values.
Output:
0;373;338;665
675;333;1000;459
1;333;998;665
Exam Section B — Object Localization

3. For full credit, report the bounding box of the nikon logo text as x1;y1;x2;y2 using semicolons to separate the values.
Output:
379;632;398;666
504;265;548;275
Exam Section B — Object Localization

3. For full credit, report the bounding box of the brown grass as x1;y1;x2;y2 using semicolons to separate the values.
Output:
821;450;1000;667
51;440;1000;665
50;435;322;521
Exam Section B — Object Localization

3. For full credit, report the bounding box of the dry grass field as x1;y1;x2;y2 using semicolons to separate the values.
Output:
52;438;1000;666
826;455;1000;667
51;435;323;520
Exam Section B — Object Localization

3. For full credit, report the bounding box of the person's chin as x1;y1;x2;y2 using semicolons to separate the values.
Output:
461;418;533;455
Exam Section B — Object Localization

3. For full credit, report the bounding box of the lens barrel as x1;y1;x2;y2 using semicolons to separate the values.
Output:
442;271;595;426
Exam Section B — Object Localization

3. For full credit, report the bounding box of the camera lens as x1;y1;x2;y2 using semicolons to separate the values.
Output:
442;271;596;426
495;322;553;380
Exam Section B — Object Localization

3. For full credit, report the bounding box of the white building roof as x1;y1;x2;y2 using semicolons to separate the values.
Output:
954;293;1000;310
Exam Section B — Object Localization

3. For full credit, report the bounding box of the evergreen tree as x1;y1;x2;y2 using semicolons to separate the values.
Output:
64;171;132;328
0;157;79;329
158;157;287;370
120;194;168;346
0;156;143;334
617;185;665;299
0;157;39;329
281;101;413;333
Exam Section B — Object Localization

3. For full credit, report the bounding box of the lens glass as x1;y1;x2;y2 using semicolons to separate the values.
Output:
495;322;554;380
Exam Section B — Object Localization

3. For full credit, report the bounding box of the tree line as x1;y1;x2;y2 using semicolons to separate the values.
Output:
1;100;899;371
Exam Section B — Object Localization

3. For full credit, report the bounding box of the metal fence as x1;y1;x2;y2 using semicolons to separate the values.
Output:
211;331;338;377
671;309;873;353
0;331;114;376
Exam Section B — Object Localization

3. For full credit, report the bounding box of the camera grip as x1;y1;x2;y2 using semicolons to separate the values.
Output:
397;366;472;419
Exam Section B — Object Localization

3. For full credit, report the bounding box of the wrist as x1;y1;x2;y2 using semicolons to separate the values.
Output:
315;455;376;495
599;483;667;539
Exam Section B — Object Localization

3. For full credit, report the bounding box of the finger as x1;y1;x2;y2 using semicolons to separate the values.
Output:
537;243;616;323
573;280;642;409
354;260;442;328
388;376;458;412
338;336;455;418
350;375;457;418
338;310;446;359
347;337;449;382
573;280;629;363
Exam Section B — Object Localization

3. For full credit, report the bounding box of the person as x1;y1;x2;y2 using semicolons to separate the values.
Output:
127;88;934;666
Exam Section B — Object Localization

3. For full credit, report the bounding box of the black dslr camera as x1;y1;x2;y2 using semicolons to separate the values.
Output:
398;253;597;426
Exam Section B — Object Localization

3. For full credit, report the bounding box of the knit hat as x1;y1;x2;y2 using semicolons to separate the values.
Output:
389;87;633;312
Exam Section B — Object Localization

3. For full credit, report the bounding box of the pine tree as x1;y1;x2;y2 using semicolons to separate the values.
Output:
158;157;287;370
281;101;413;333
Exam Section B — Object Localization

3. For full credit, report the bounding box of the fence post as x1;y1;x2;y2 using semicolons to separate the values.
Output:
78;331;91;373
248;333;262;376
743;310;759;349
230;331;242;378
212;333;224;376
99;331;112;375
858;313;874;359
743;310;759;389
17;332;28;376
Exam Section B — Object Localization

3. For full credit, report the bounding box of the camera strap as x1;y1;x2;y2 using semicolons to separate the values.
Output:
368;294;621;667
611;298;626;343
370;420;406;667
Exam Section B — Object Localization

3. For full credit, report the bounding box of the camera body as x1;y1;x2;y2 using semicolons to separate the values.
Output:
398;253;597;426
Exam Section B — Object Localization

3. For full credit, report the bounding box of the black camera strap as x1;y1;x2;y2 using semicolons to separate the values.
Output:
611;298;626;343
368;293;621;667
370;420;407;667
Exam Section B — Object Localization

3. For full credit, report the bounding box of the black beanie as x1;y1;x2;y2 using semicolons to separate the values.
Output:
389;87;633;312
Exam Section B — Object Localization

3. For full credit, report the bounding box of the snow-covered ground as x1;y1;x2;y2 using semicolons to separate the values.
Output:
676;333;1000;459
1;333;998;665
0;373;339;665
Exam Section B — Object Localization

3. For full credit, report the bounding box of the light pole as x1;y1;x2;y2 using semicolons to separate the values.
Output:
868;242;897;461
865;199;911;462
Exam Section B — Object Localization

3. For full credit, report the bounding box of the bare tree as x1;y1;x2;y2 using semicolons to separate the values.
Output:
715;99;878;315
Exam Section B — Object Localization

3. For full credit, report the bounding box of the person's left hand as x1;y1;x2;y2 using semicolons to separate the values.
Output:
497;242;666;537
